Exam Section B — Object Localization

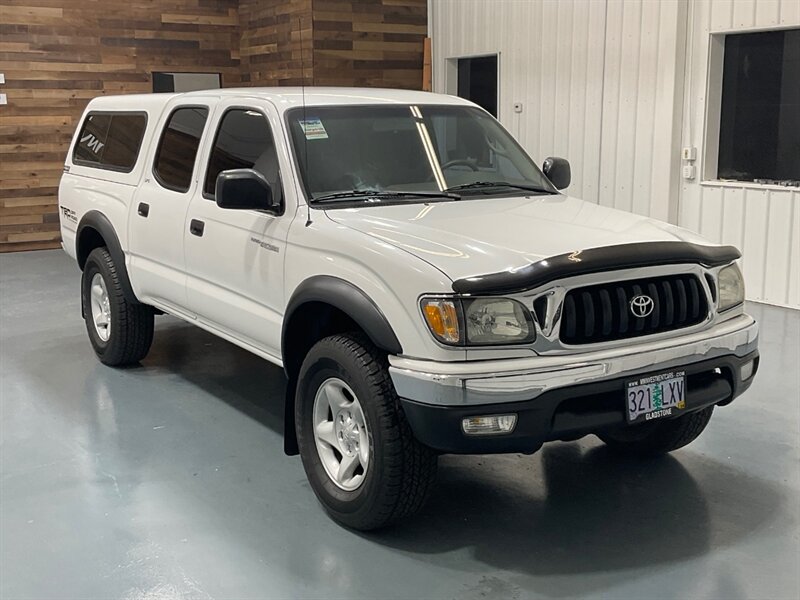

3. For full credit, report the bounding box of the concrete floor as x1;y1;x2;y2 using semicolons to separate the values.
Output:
1;249;798;600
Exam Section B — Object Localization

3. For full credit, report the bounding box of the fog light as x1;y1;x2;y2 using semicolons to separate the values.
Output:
740;359;755;381
462;414;517;436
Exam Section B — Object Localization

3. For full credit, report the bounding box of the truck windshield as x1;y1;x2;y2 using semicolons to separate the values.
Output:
286;105;557;203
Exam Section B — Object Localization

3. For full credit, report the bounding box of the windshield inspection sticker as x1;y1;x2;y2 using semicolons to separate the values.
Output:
299;118;328;140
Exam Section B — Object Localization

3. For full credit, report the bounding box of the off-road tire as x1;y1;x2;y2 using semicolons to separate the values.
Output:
82;247;154;366
598;406;715;455
296;332;438;530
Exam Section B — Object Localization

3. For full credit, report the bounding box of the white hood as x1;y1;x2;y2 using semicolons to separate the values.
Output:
324;194;714;282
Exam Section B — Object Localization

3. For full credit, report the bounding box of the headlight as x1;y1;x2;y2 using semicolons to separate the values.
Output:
463;298;535;344
718;263;745;311
420;297;535;346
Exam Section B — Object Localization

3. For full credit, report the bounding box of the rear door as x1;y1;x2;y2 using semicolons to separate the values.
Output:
128;99;213;314
184;99;296;360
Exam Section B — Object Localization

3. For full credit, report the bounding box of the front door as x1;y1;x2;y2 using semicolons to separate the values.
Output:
184;100;297;362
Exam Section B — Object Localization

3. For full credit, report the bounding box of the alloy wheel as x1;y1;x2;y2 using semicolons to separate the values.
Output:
312;377;370;491
89;273;111;342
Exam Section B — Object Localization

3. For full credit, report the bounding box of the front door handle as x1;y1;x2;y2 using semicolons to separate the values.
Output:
189;219;205;237
137;202;149;217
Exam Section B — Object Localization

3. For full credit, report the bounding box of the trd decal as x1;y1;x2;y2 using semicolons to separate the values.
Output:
60;206;78;223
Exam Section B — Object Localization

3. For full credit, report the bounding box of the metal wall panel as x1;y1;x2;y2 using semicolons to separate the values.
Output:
679;0;800;307
431;0;799;308
431;0;607;204
430;0;685;221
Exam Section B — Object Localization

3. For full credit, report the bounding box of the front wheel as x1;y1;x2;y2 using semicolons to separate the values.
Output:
295;333;438;530
598;406;715;455
82;247;154;366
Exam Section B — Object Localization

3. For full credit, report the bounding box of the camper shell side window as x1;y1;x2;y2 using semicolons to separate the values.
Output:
72;111;148;173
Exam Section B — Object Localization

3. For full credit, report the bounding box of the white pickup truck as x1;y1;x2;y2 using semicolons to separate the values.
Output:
59;88;759;530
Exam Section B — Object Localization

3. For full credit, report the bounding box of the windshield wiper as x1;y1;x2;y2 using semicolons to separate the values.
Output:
312;189;461;203
443;181;556;195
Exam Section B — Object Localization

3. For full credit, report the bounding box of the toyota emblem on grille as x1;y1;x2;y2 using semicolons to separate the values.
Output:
630;295;654;318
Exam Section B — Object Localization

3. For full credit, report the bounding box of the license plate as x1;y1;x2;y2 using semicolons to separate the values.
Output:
626;371;686;424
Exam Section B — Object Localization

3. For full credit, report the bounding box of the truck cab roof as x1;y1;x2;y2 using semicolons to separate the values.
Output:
84;87;475;114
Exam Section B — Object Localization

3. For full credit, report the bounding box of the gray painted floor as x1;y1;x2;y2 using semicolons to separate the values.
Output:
1;250;798;600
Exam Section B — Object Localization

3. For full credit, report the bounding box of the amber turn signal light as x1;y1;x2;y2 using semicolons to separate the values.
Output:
421;299;461;344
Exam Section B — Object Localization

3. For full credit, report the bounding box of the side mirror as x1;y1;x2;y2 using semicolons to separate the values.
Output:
215;168;279;212
542;157;571;190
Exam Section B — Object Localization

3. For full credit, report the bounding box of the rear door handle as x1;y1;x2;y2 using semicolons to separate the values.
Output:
189;219;205;237
137;202;149;217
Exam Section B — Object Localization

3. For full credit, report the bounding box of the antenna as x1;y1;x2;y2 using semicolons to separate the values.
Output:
299;17;312;226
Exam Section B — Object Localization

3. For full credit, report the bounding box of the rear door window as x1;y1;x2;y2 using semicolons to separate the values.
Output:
73;112;147;172
153;106;209;193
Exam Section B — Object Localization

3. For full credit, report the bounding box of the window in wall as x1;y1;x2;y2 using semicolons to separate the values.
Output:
456;55;498;117
73;112;147;172
153;72;221;93
204;109;281;203
153;107;209;192
717;28;799;185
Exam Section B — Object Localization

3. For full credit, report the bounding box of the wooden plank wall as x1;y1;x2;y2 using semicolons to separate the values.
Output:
0;0;427;253
239;0;314;86
240;0;427;89
312;0;427;89
0;0;241;252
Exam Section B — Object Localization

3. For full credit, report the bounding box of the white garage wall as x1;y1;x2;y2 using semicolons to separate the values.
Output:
430;0;686;221
430;0;800;308
598;0;687;223
679;0;800;308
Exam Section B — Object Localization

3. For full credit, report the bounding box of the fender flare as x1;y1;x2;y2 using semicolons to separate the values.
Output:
282;275;403;359
76;210;140;305
281;276;403;456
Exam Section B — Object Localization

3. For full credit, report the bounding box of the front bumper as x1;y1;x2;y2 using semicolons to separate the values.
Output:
389;314;759;453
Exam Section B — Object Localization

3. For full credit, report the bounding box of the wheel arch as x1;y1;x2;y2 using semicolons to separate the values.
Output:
76;210;140;306
280;275;403;455
282;276;402;378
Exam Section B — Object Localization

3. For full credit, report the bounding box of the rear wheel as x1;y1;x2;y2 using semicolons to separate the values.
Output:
296;332;438;530
598;406;714;455
82;247;154;366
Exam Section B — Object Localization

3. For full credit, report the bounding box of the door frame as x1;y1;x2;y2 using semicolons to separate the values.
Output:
444;52;501;118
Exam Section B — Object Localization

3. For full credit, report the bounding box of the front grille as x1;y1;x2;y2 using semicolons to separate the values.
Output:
559;274;708;345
